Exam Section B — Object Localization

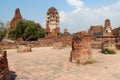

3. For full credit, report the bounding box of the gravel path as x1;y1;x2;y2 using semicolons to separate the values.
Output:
7;47;120;80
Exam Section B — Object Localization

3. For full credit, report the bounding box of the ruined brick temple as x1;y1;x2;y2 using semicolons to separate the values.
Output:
88;25;103;39
89;19;117;49
45;7;60;38
10;8;22;28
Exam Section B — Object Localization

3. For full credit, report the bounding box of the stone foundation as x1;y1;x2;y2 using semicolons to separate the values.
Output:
70;31;92;64
0;51;10;80
18;44;31;53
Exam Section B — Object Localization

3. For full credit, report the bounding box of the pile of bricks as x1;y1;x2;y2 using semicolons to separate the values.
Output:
0;51;10;80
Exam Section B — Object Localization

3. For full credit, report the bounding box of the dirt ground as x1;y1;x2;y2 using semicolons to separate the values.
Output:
7;47;120;80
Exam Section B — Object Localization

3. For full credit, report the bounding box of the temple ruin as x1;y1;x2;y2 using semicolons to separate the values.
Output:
88;25;103;39
90;19;117;50
45;7;60;38
10;8;22;28
103;19;112;36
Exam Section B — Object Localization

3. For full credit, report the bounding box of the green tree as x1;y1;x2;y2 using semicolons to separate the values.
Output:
8;20;45;41
0;27;6;41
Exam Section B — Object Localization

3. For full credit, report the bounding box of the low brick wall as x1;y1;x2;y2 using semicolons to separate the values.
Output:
0;36;72;49
95;36;115;42
2;36;116;49
91;42;102;49
0;51;10;80
0;42;17;49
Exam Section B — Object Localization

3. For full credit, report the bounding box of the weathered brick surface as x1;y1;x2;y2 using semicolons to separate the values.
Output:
70;31;92;64
88;25;103;39
91;42;102;49
112;27;120;36
0;51;10;80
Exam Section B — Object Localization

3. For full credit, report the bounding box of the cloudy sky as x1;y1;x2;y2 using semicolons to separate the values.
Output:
0;0;120;33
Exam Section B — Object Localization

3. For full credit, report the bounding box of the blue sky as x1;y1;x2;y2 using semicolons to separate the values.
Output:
0;0;120;33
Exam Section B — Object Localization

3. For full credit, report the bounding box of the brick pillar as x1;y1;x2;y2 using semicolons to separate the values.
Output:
70;31;92;64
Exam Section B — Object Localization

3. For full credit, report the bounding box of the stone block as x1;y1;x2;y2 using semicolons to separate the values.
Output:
18;44;31;53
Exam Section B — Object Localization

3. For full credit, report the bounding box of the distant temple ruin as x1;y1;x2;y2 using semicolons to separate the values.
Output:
103;19;112;36
88;19;113;39
88;25;103;39
89;19;117;49
10;8;22;28
45;7;60;38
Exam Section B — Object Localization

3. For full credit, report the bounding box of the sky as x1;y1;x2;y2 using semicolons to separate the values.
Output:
0;0;120;33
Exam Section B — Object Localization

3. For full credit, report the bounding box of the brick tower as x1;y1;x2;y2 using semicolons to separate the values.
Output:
45;7;60;38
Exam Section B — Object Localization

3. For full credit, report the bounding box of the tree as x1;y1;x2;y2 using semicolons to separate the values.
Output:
0;27;6;41
8;20;45;41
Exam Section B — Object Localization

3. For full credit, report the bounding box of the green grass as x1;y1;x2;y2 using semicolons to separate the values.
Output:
0;47;5;50
84;56;96;65
102;48;116;54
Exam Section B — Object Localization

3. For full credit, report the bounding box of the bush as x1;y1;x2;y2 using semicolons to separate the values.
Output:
102;48;116;54
0;27;6;41
84;56;96;65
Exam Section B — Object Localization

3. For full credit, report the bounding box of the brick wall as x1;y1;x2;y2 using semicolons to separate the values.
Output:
0;36;72;49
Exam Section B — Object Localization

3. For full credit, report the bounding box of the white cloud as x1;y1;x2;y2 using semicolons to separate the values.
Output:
66;0;84;8
60;0;120;33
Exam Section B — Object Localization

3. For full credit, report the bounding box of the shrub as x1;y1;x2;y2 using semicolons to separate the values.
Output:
8;20;45;41
0;27;6;41
84;56;96;65
102;48;116;54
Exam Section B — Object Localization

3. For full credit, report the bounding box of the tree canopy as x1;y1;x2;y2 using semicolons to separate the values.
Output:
0;27;6;41
8;20;45;41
